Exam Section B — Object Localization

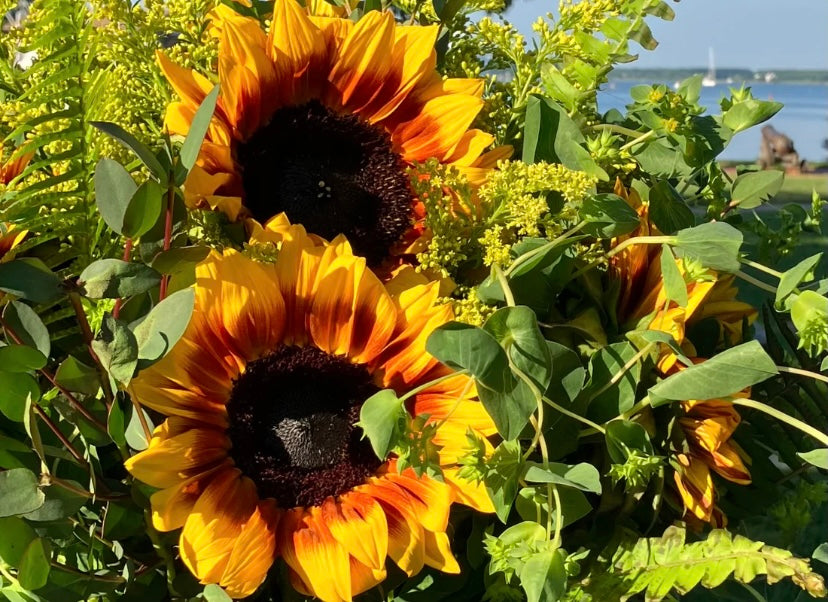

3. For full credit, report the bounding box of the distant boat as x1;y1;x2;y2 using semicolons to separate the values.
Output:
702;47;716;87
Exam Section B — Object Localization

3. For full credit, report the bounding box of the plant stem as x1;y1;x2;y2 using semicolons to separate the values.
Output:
619;129;655;151
589;123;646;138
493;264;516;307
734;270;778;294
32;405;87;466
50;476;128;502
67;291;114;410
505;222;585;277
543;396;607;434
112;238;133;319
776;365;828;384
731;397;828;446
607;236;674;258
615;396;652;422
159;170;176;300
50;561;126;584
740;258;784;279
131;396;154;445
399;369;470;404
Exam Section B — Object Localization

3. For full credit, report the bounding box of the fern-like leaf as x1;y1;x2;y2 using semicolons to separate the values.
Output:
570;525;826;601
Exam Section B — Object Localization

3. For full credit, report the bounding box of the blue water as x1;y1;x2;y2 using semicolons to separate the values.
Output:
598;82;828;162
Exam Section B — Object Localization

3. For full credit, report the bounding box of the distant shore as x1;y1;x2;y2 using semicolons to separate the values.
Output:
610;68;828;84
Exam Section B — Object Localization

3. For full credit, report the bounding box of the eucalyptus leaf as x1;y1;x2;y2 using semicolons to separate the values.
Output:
92;314;138;385
133;288;195;367
79;259;161;299
0;344;46;372
91;121;166;180
0;516;37;566
94;158;137;235
0;258;62;304
122;179;164;239
649;341;778;405
0;468;45;517
203;584;233;602
21;482;85;522
797;449;828;470
3;302;49;358
54;356;100;395
179;86;219;172
17;537;50;590
0;371;40;422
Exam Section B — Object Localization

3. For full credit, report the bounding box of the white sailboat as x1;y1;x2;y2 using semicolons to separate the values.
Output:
702;47;716;87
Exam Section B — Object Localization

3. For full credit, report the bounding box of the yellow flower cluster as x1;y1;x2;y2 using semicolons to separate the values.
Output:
451;288;497;327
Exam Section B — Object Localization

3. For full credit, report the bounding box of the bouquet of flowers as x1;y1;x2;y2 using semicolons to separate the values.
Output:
0;0;826;600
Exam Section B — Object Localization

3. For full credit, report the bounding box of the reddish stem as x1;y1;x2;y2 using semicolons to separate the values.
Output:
159;176;175;300
112;238;133;319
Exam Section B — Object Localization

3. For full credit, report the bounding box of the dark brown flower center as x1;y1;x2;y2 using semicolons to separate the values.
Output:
226;345;382;508
237;100;413;266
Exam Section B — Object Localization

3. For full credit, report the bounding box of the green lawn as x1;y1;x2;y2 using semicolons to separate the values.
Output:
774;172;828;204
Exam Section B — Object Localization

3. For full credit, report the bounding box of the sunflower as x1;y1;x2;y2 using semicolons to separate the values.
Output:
672;395;752;527
160;0;506;268
0;223;27;263
124;226;496;600
0;143;32;186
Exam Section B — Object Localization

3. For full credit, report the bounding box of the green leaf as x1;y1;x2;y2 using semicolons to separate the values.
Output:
797;449;828;470
108;398;127;449
674;222;743;273
94;158;137;235
730;170;784;209
515;487;591;529
79;259;161;299
485;440;523;523
520;549;566;602
21;482;85;522
625;329;691;366
659;245;688;307
544;341;585;405
91;121;166;180
605;420;654;464
203;584;233;602
484;306;553;394
3;302;49;358
722;99;783;133
580;525;827;600
179;86;219;172
17;537;50;590
633;139;693;179
776;253;822;305
0;259;62;304
133;288;195;367
522;95;607;180
0;344;46;372
150;245;211;275
357;389;407;461
649;340;778;405
54;356;100;395
790;291;828;346
0;468;45;517
813;543;828;565
122;179;164;239
579;193;641;238
523;462;602;494
628;21;657;50
125;404;154;451
648;180;695;234
586;342;641;422
0;371;41;422
0;517;37;566
427;322;535;440
92;314;138;385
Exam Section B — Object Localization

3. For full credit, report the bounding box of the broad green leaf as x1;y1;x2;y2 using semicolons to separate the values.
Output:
628;21;657;50
203;584;233;602
125;404;154;451
633;139;694;178
579;193;641;238
0;344;46;372
659;245;688;307
484;306;553;394
79;259;161;299
813;543;828;565
523;462;602;494
431;0;466;21
523;95;607;180
54;356;100;395
92;314;138;385
357;389;406;461
485;440;523;523
108;398;127;449
674;222;743;273
94;158;137;235
544;341;585;405
0;371;40;422
91;121;166;180
122;179;164;239
649;341;778;405
0;259;62;304
17;537;50;590
179;85;219;172
0;468;45;517
0;517;37;566
649;180;695;234
515;487;591;529
21;482;85;522
605;420;654;464
730;170;784;209
3;302;49;357
586;342;641;422
540;64;580;111
520;549;566;602
151;245;211;275
499;521;546;547
776;253;822;305
427;322;535;440
625;330;691;366
797;449;828;470
134;288;195;366
722;99;783;133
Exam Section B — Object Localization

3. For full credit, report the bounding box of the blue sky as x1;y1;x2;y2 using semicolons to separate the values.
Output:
504;0;828;70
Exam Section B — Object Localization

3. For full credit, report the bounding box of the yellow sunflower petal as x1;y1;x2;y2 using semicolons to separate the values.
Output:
149;460;232;532
156;50;214;111
268;0;327;86
219;500;279;598
321;492;388;571
423;530;460;573
382;468;452;533
442;467;495;513
394;92;484;162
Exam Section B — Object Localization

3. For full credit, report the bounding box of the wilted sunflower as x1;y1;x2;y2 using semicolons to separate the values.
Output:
124;226;495;600
672;395;752;527
160;0;505;267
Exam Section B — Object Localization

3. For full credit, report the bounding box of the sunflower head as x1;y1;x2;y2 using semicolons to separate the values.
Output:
124;228;495;600
161;0;503;268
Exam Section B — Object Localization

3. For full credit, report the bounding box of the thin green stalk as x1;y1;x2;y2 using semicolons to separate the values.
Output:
734;270;778;294
505;222;586;277
607;236;674;258
741;258;784;279
731;397;828;446
543;396;606;435
619;129;656;151
587;342;655;404
776;365;828;384
399;369;470;404
493;264;516;307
